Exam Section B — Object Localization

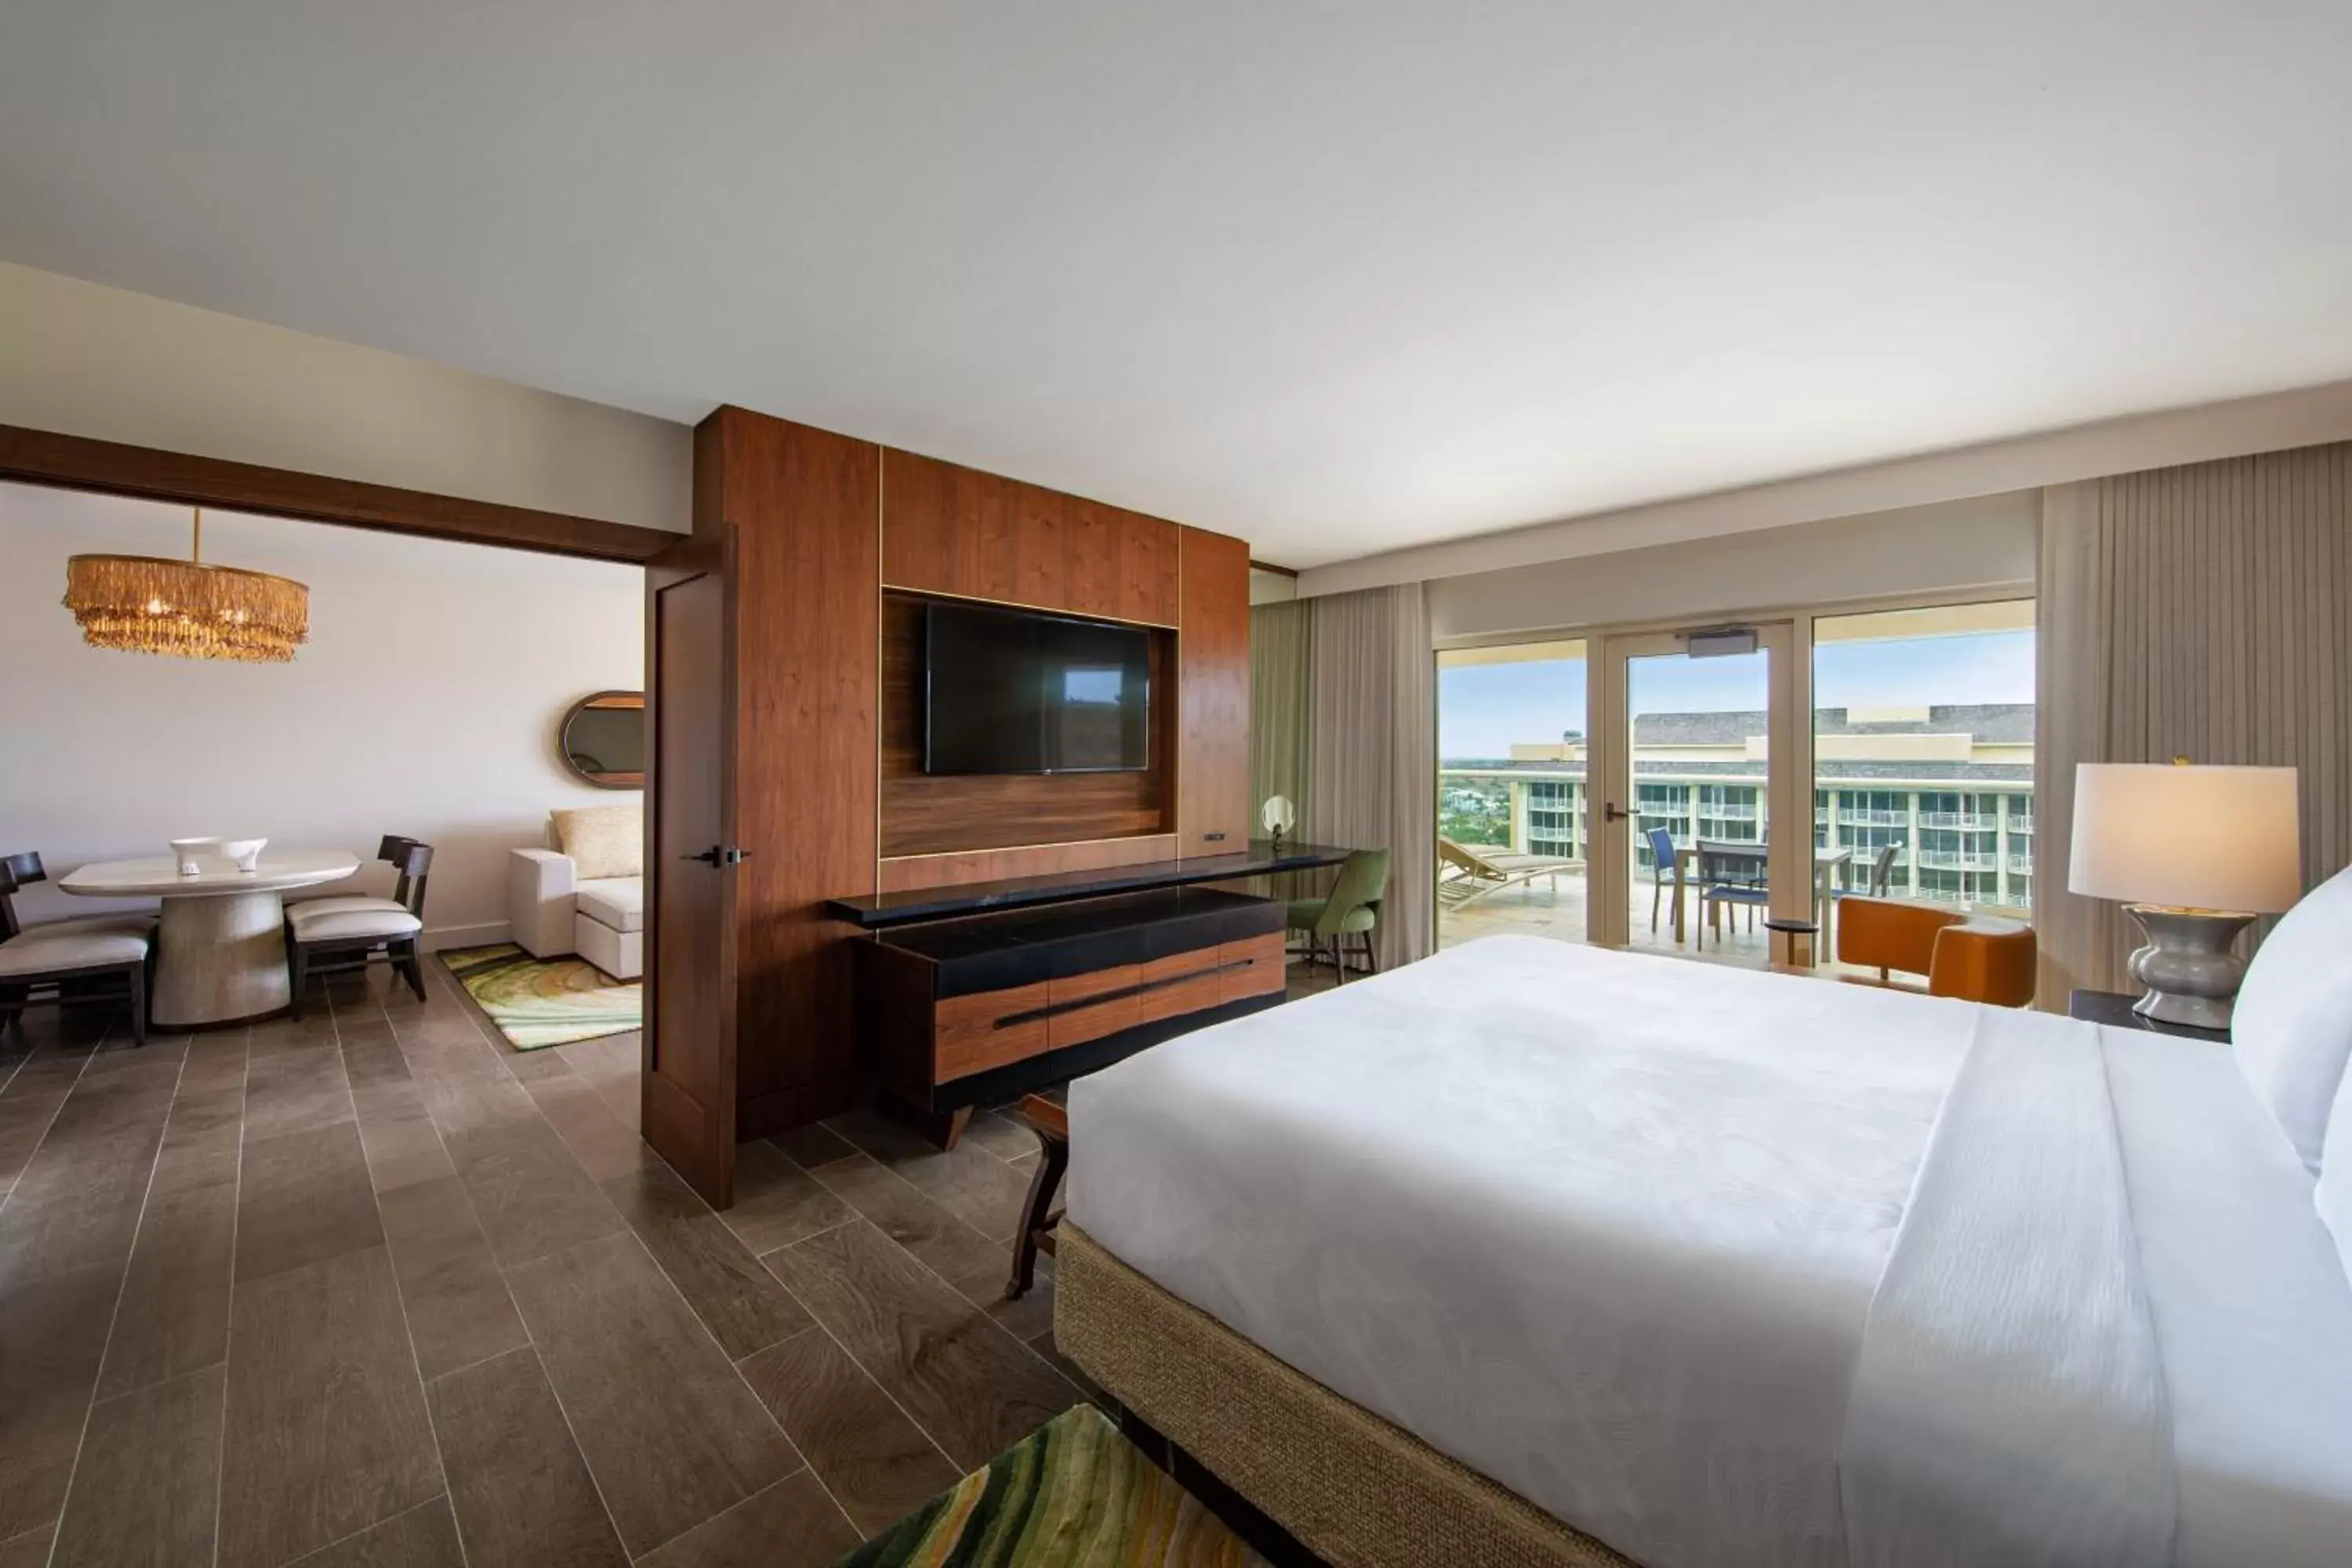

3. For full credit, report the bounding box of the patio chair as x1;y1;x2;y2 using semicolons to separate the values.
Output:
1644;825;1682;933
1695;838;1769;949
1437;837;1584;912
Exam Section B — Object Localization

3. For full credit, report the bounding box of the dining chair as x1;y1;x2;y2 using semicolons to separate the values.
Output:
1285;847;1391;982
1643;825;1682;934
285;840;432;1016
0;856;148;1046
1695;838;1769;949
0;851;159;941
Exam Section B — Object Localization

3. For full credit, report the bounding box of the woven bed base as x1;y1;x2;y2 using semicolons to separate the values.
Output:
1055;1225;1637;1568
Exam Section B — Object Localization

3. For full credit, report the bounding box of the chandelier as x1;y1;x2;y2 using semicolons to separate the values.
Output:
63;508;310;662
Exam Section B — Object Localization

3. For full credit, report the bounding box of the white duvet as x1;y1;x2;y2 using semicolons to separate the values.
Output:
1068;936;2352;1568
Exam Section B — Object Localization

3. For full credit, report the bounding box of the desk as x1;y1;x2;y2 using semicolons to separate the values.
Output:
1667;846;1853;946
60;851;360;1027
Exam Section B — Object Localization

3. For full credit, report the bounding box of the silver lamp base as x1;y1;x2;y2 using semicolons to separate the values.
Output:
2123;904;2256;1032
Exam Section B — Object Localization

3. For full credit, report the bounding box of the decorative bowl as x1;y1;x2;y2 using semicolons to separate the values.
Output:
169;837;223;876
222;837;268;873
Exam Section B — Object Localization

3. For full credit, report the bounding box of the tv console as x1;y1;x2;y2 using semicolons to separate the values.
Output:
844;843;1352;1148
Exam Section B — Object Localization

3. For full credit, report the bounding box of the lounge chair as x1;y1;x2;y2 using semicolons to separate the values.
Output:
1437;837;1584;910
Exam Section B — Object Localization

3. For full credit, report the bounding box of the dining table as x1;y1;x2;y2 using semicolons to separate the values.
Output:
1666;844;1855;947
59;849;361;1028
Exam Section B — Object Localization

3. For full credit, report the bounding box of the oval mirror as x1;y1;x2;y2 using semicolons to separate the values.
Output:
559;691;645;789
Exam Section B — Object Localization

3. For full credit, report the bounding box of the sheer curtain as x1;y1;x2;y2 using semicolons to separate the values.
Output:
2036;442;2350;1004
1305;583;1436;969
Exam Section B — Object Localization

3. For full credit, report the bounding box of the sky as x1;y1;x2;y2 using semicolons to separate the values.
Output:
1438;630;2035;759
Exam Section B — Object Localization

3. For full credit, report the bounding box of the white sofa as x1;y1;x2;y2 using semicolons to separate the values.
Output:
508;808;643;980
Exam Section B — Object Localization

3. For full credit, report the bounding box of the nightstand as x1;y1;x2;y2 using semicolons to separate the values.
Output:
2067;988;2230;1041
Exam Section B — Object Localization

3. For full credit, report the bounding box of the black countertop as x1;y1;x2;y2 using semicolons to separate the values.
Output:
827;840;1353;929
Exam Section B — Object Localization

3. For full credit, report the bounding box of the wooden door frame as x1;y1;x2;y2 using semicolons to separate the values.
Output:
642;529;739;1206
0;423;680;562
1592;622;1805;956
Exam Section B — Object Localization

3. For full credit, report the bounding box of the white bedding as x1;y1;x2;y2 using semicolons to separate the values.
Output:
1067;936;2352;1568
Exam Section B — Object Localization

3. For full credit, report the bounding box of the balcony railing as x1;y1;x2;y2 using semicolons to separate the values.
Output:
1840;808;1910;826
1919;811;1998;830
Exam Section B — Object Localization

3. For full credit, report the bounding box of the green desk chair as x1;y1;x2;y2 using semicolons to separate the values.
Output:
1287;847;1390;983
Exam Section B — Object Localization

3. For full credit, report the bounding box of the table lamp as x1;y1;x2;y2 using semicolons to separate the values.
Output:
2067;762;2301;1029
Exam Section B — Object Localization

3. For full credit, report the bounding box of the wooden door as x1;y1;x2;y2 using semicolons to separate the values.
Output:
643;531;739;1207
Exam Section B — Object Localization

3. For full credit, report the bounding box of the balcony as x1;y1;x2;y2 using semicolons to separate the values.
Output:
1916;850;1999;871
1918;811;1998;830
1840;808;1909;826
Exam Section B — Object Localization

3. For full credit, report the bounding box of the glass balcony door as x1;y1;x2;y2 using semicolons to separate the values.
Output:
1593;624;1804;967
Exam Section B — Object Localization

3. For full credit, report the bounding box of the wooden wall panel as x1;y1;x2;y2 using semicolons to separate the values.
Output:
702;408;880;1134
877;834;1180;895
877;591;1174;856
1176;525;1253;852
882;449;1178;626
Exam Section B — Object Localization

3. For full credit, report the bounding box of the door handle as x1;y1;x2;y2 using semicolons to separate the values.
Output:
684;846;754;867
683;847;721;865
1603;803;1631;823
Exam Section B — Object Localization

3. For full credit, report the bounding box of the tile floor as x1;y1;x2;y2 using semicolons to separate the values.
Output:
0;960;1099;1568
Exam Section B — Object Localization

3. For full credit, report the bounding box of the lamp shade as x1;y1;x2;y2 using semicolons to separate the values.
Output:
2068;764;2301;913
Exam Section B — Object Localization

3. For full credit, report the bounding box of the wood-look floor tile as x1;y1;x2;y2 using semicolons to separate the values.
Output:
0;1263;122;1540
341;1035;459;1193
719;1138;853;1256
0;1091;68;1199
0;1526;52;1568
96;1098;240;1399
735;1329;959;1538
408;1051;540;1140
376;1174;528;1380
808;1153;1007;1283
49;1363;223;1568
634;1469;858;1568
951;1259;1055;1345
524;1073;659;1182
285;1496;465;1568
959;1109;1040;1163
824;1109;1033;1243
1028;1330;1111;1410
768;1121;857;1171
441;1116;625;1269
0;1087;172;1283
503;1232;800;1556
240;1044;354;1143
426;1347;628;1568
600;1163;812;1360
218;1245;442;1568
763;1221;1075;1470
234;1120;383;1284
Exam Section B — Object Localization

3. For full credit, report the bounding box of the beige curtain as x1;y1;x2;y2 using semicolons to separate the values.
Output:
1306;583;1436;969
2036;442;2351;1004
1249;601;1314;830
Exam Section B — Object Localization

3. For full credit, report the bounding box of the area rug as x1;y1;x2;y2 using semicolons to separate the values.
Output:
439;942;640;1050
836;1405;1266;1568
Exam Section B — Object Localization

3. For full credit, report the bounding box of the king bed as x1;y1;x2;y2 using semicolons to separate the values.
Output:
1058;930;2352;1568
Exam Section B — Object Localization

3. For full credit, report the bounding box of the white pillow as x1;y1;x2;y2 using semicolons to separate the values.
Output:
2317;1054;2352;1287
2232;861;2352;1173
551;804;644;881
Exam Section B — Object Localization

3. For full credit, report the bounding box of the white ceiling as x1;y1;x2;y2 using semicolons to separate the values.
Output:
4;2;2349;570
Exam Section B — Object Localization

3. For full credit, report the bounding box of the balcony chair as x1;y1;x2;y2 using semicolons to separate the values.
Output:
1437;837;1581;911
1695;838;1769;949
286;840;432;1016
1644;825;1682;934
1834;895;2036;1007
1288;847;1391;982
0;855;147;1046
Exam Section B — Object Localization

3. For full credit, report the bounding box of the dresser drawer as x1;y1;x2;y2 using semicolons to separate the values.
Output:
1048;965;1144;1047
935;981;1051;1082
1218;931;1287;1004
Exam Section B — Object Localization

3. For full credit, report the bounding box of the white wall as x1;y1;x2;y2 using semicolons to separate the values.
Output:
1428;491;2038;641
1;483;642;946
0;261;693;533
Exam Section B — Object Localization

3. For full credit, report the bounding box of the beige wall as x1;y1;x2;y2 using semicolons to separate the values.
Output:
1429;490;2038;641
0;261;693;532
1;482;643;945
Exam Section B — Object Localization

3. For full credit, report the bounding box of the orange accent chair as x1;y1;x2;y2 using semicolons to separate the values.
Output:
1835;896;2038;1008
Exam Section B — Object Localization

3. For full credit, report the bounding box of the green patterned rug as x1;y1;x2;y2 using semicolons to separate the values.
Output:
441;942;641;1050
837;1406;1265;1568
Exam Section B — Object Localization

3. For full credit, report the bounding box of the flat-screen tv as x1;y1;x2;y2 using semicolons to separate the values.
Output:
923;601;1150;775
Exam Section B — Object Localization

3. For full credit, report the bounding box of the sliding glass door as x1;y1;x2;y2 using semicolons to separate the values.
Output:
1434;640;1591;949
1593;624;1804;967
